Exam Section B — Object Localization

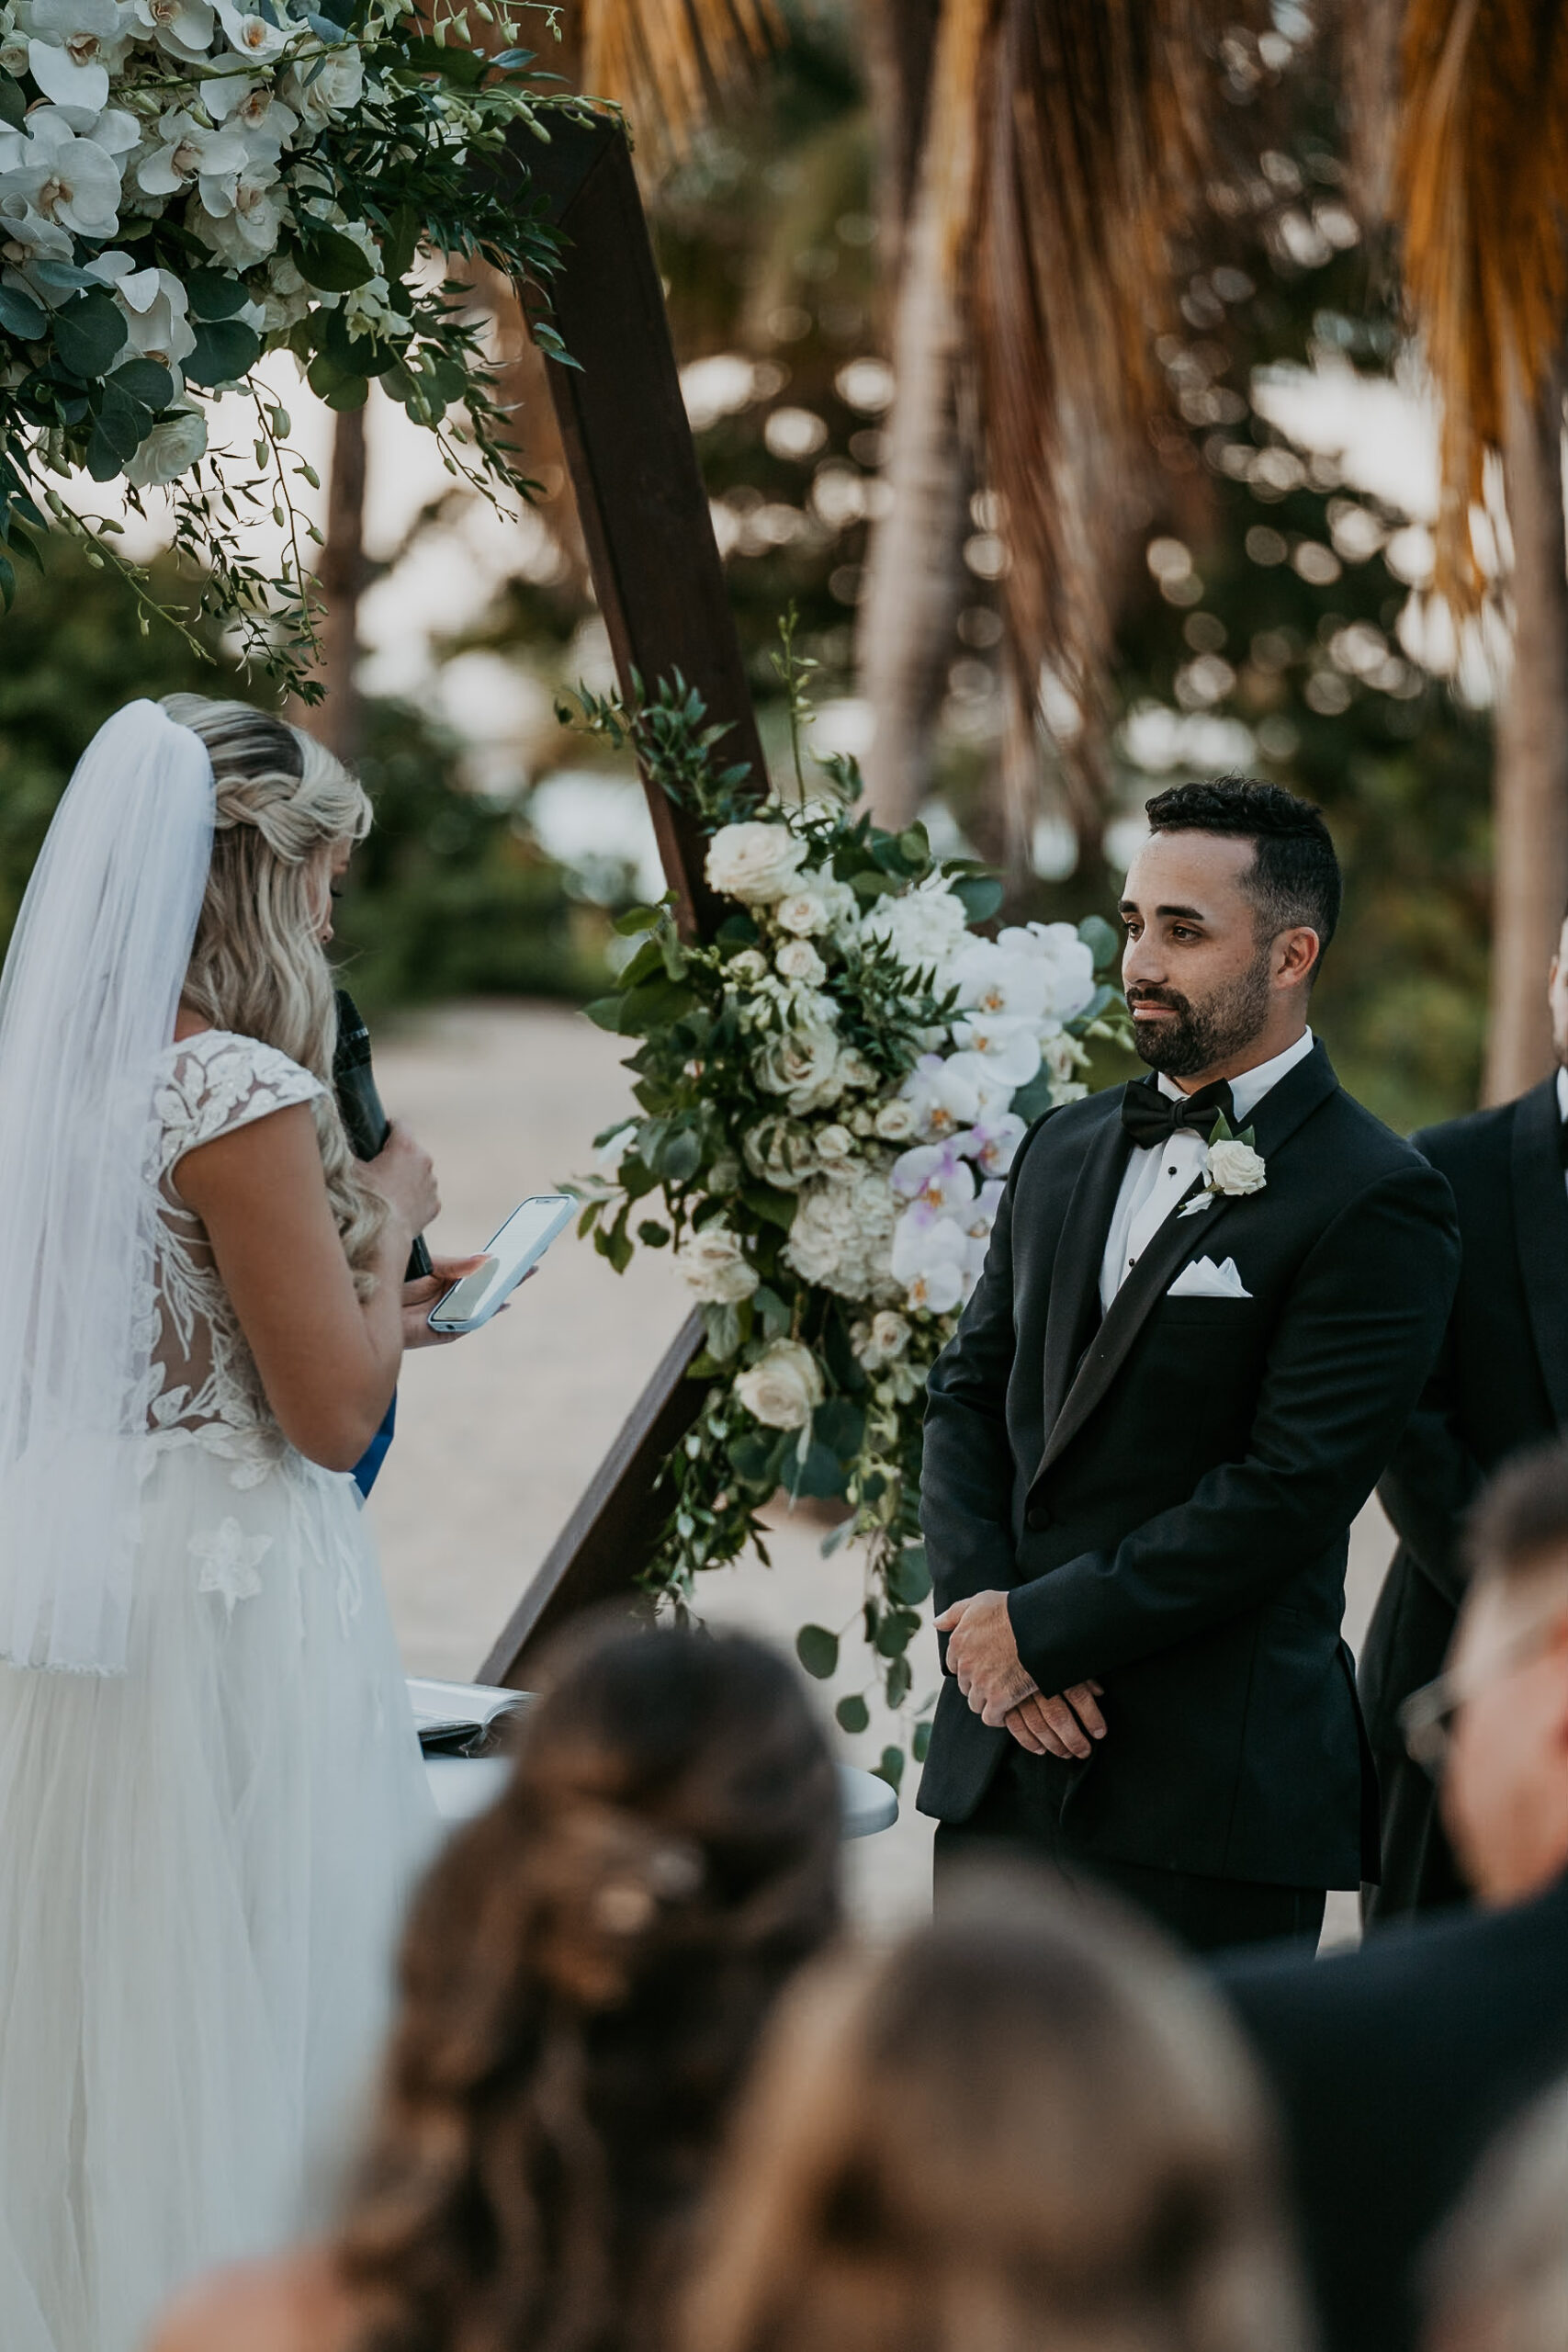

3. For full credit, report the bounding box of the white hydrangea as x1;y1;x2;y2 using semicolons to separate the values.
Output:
782;1163;897;1302
862;875;968;979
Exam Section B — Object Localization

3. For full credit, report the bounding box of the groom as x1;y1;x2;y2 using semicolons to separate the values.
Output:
918;779;1461;1951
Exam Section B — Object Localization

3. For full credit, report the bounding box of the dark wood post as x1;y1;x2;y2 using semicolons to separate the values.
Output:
477;115;765;1687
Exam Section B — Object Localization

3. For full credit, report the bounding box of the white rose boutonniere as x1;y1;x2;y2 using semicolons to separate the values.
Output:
1182;1113;1268;1215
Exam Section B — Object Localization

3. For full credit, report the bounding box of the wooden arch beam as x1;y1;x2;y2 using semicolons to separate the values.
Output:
479;114;762;1685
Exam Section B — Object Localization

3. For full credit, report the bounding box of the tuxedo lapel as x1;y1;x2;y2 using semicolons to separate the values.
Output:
1512;1077;1568;1422
1040;1095;1133;1434
1032;1040;1340;1486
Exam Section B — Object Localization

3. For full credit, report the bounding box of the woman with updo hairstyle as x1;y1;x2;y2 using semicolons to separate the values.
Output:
150;1623;842;2352
682;1883;1310;2352
0;695;479;2352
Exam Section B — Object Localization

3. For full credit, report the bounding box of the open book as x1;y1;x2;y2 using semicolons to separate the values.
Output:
406;1676;531;1758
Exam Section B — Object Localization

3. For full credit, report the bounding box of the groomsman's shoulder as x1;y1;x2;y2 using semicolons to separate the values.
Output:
1408;1082;1546;1181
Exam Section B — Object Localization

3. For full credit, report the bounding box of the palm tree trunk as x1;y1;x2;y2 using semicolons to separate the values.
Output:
313;401;369;765
854;96;972;830
1483;364;1568;1103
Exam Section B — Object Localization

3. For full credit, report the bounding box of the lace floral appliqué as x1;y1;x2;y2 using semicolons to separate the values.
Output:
190;1519;272;1615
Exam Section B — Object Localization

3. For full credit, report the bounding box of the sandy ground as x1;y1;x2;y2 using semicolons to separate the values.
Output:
368;1000;1397;1944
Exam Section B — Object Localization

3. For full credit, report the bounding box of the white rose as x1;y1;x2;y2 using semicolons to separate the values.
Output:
814;1123;855;1165
874;1096;918;1144
705;820;807;906
742;1115;818;1190
869;1308;909;1360
734;1339;823;1431
726;947;768;985
124;404;207;486
753;1006;846;1115
774;937;826;987
674;1223;759;1306
1205;1139;1267;1196
775;876;857;937
283;40;363;127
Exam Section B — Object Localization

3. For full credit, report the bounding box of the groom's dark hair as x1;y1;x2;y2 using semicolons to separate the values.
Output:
1145;775;1341;975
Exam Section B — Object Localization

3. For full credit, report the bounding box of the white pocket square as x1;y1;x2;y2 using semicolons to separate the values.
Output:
1166;1255;1252;1300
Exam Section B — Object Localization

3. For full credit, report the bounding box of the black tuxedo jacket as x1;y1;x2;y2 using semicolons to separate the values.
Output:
1219;1871;1568;2352
916;1042;1461;1890
1362;1077;1568;1753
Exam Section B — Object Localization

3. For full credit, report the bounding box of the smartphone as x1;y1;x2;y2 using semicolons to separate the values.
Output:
426;1195;575;1336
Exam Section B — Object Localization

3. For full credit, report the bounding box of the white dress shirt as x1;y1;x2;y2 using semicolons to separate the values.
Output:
1099;1029;1315;1311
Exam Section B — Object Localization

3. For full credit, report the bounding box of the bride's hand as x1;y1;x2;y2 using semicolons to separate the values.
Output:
367;1121;440;1238
400;1256;536;1349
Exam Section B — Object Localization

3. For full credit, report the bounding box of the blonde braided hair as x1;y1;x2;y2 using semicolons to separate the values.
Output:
163;693;388;1295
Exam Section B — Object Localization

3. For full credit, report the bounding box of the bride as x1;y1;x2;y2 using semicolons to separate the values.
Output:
0;695;469;2352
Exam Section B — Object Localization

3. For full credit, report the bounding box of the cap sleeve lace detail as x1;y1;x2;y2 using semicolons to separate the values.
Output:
148;1031;329;1482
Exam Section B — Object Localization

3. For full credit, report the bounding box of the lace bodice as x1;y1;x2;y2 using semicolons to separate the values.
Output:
147;1029;325;1482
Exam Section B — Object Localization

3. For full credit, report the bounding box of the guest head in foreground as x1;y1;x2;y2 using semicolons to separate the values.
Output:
1423;2075;1568;2352
1122;776;1340;1085
150;1621;840;2352
682;1877;1308;2352
1423;1442;1568;1906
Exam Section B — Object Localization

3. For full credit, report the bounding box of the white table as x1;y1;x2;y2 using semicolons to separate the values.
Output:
412;1677;899;1838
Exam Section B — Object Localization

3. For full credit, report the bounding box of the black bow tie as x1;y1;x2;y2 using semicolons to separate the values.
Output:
1121;1078;1236;1154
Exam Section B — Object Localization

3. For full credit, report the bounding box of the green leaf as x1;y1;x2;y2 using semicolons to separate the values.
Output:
703;1301;743;1362
789;1439;849;1501
380;201;421;281
616;976;696;1033
885;1654;912;1707
185;267;254;322
887;1544;931;1605
297;228;376;292
728;1430;784;1487
813;1396;865;1463
873;1746;905;1792
636;1220;670;1247
740;1184;796;1232
660;1127;702;1182
582;996;623;1031
52;289;126;380
950;874;1005;924
835;1694;870;1735
186;315;262;388
0;73;24;127
108;357;174;411
323;374;369;413
912;1720;932;1763
751;1283;791;1339
874;1607;922;1659
795;1624;840;1680
0;548;14;612
716;912;760;946
1007;1072;1056;1124
1077;913;1121;971
612;902;661;935
0;283;47;341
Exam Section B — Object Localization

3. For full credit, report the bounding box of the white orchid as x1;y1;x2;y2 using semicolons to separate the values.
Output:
949;936;1050;1024
890;1207;968;1317
130;0;210;58
996;921;1097;1027
0;199;74;263
947;1011;1042;1091
107;259;196;386
898;1050;985;1143
961;1111;1026;1179
211;79;299;164
191;160;283;263
890;1142;976;1216
21;0;131;118
135;106;248;202
124;401;206;484
213;0;294;62
0;107;123;238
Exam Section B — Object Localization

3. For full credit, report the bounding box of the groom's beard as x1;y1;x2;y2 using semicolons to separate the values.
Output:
1128;954;1274;1080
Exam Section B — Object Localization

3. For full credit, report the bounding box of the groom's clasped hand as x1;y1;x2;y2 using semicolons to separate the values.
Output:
935;1589;1107;1758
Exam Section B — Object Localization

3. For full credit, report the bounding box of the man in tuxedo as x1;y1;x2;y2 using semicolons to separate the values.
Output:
1221;1442;1568;2352
917;777;1461;1952
1359;919;1568;1922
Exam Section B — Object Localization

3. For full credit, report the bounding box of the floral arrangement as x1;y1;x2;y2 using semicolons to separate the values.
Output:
0;0;579;683
567;660;1126;1783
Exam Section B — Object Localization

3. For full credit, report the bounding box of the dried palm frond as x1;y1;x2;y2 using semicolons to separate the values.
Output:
581;0;779;165
956;0;1255;704
1394;0;1568;609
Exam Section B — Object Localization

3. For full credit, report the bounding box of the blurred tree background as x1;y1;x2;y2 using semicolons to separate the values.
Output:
0;1;1519;1130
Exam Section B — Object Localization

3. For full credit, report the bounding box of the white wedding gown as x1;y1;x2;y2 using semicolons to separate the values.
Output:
0;1030;437;2352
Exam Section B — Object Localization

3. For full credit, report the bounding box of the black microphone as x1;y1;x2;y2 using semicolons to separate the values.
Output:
333;988;433;1283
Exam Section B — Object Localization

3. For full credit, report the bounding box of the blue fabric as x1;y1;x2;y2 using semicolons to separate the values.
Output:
353;1390;397;1498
